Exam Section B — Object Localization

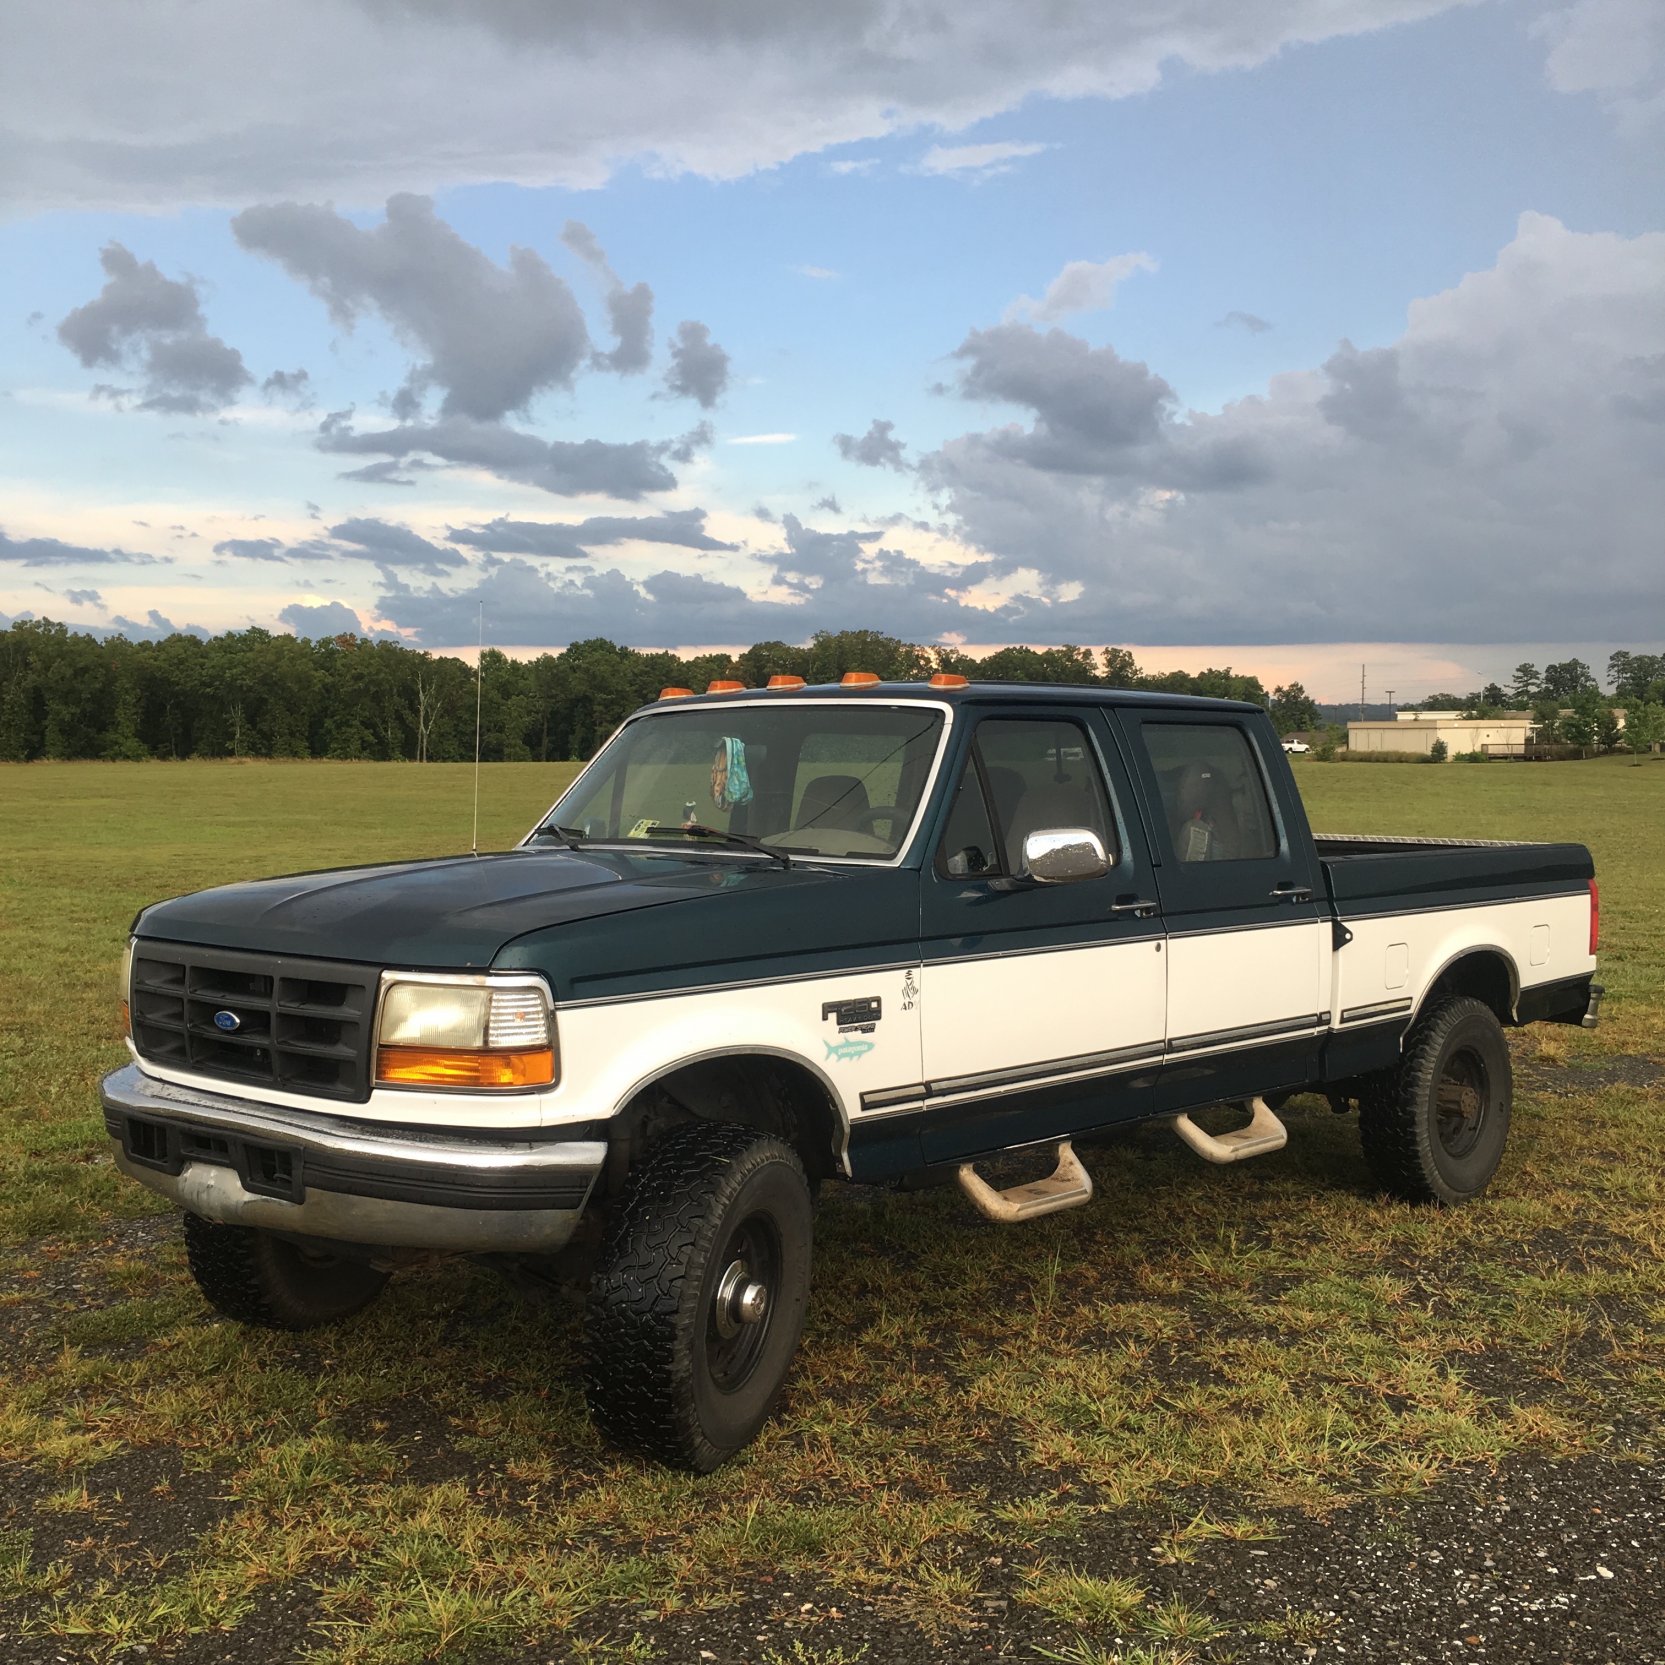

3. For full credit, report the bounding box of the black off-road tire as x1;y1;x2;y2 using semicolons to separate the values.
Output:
182;1215;388;1330
584;1122;813;1472
1358;995;1513;1205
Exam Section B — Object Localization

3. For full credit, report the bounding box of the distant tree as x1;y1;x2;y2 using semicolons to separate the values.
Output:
1418;692;1469;710
1540;658;1597;700
1608;650;1665;706
1428;739;1449;763
1624;701;1665;755
1099;647;1142;688
1531;697;1563;745
1508;662;1540;705
1270;682;1321;735
1560;687;1619;754
972;645;1100;684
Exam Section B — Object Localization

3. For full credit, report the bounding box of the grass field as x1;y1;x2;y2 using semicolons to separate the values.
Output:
0;755;1661;1663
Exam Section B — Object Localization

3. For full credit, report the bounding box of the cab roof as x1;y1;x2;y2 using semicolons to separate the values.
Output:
642;680;1264;716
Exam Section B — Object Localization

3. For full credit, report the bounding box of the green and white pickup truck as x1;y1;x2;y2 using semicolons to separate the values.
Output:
104;678;1601;1469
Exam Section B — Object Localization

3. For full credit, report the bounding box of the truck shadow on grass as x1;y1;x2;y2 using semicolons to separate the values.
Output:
2;1062;1661;1664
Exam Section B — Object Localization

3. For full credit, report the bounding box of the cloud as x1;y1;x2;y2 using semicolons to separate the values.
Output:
56;243;252;415
663;320;730;408
61;587;104;607
6;3;1492;210
279;599;376;639
212;537;291;562
262;367;313;406
916;141;1050;178
1006;253;1156;324
560;220;655;375
729;432;797;446
232;195;589;421
337;459;419;486
1217;310;1273;334
1;528;167;567
942;324;1177;470
316;413;680;498
917;213;1665;643
792;264;840;279
447;509;738;557
1532;0;1665;125
833;418;909;470
108;609;208;641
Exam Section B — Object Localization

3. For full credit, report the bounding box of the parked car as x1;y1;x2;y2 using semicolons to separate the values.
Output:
105;677;1602;1469
1282;737;1311;753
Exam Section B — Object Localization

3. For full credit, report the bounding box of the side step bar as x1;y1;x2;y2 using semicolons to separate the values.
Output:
1172;1097;1288;1164
958;1141;1094;1223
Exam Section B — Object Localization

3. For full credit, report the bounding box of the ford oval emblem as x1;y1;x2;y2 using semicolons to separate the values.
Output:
213;1010;242;1033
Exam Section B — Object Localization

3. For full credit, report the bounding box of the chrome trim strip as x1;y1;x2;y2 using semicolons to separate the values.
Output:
1338;998;1414;1024
1166;1014;1329;1054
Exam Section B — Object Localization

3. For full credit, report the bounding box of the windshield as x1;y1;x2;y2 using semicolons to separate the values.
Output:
546;702;947;860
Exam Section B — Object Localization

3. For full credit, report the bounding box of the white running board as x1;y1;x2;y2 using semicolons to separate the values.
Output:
1172;1097;1288;1164
958;1141;1094;1223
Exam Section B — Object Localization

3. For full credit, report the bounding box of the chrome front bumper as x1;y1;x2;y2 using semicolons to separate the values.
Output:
100;1063;605;1253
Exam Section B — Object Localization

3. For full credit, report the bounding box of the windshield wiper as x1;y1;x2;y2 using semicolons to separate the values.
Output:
642;823;792;869
530;823;588;851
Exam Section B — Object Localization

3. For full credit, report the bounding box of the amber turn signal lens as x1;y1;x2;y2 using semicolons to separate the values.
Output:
840;670;880;685
929;673;969;688
706;679;746;693
766;674;806;689
375;1047;556;1088
658;685;694;699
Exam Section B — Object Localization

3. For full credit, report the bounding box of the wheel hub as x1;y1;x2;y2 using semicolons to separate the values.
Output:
714;1258;769;1339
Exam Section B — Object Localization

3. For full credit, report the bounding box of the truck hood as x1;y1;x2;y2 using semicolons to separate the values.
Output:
135;847;844;969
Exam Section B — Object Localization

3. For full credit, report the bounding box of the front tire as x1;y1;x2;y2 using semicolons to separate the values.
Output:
584;1122;813;1472
1359;995;1513;1205
182;1215;388;1330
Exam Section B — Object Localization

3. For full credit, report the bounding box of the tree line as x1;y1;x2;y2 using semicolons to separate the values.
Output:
1410;652;1665;755
0;619;1329;764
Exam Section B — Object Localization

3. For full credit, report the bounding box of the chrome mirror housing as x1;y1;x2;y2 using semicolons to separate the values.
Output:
1022;827;1109;884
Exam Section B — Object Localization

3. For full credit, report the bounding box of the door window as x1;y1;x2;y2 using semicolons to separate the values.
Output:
1141;723;1278;863
939;717;1117;876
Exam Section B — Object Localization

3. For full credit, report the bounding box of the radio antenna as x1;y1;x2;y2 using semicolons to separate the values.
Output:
471;603;484;856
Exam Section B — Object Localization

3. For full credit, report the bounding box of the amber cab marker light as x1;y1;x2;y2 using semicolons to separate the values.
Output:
706;679;746;693
841;670;880;686
658;685;694;699
766;674;806;689
376;1047;556;1089
929;673;969;688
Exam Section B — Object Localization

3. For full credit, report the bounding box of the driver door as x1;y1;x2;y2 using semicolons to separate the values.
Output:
914;710;1166;1163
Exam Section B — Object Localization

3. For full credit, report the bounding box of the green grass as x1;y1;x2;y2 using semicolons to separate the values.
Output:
0;754;1661;1663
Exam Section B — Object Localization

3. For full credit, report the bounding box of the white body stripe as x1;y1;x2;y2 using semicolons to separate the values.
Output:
1165;920;1328;1043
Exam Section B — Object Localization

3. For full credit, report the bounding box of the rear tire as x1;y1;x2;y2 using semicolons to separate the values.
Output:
182;1215;388;1330
1358;995;1512;1205
584;1122;813;1472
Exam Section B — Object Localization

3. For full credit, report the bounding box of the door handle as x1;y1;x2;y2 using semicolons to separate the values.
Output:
1110;895;1159;917
1270;882;1313;902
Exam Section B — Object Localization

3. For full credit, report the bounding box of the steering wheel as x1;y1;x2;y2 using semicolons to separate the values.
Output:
852;804;903;838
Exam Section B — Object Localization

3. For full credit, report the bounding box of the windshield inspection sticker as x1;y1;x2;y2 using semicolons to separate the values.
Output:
825;1036;876;1063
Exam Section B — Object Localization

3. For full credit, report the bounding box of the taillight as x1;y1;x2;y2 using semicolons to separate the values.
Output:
1589;879;1600;956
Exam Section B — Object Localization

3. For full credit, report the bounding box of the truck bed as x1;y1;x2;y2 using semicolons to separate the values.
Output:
1315;833;1594;915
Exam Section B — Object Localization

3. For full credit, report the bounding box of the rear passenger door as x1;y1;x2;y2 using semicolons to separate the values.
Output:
911;709;1166;1163
1115;711;1327;1109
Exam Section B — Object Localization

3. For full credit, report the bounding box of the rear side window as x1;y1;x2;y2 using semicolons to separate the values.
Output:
1141;723;1278;863
940;717;1117;876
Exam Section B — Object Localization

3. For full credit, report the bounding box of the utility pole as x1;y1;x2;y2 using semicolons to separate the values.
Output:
1385;687;1396;716
1359;664;1366;722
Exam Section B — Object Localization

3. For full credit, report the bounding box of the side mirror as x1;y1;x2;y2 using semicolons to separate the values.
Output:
1022;827;1109;884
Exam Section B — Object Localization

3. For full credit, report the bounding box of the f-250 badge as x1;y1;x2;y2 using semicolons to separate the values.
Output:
822;996;880;1061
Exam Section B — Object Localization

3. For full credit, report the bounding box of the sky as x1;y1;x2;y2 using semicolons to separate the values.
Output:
1;0;1662;702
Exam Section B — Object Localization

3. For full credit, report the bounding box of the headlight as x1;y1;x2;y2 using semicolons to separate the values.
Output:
119;938;135;1039
375;976;557;1089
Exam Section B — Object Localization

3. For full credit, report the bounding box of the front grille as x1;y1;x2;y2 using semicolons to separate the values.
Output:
131;942;379;1102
